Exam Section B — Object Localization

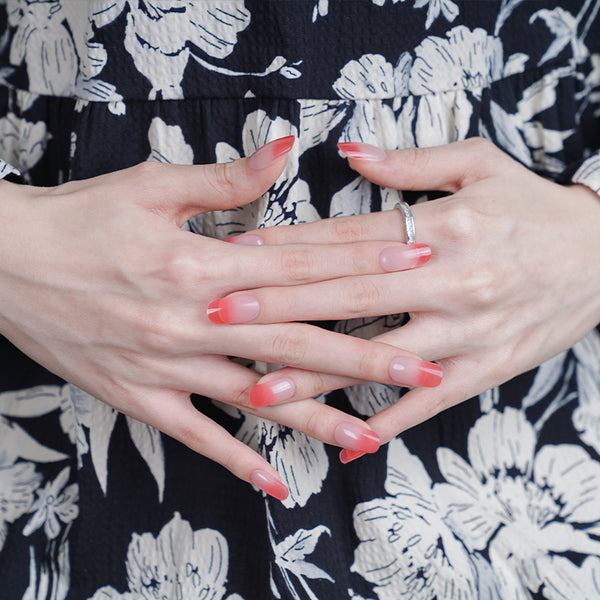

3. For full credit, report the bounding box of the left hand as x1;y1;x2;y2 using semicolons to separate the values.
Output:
218;138;600;448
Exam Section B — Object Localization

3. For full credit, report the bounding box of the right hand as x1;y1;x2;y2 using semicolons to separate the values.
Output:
0;138;437;499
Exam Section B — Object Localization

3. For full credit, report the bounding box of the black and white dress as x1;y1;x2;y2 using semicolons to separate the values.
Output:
1;1;600;598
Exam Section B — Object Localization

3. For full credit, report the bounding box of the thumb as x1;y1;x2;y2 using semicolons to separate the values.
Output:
338;137;513;193
113;136;295;226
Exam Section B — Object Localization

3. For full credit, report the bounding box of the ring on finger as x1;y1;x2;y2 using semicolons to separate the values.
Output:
394;201;416;245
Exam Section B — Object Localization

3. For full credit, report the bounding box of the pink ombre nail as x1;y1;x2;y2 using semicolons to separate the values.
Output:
334;422;380;453
339;449;367;464
223;234;264;245
249;379;295;407
248;136;295;170
250;470;289;501
207;295;259;324
380;244;431;272
338;142;387;162
389;357;443;388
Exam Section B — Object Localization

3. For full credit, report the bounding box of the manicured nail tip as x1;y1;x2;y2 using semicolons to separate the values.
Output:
339;449;367;464
223;234;264;245
380;243;432;272
250;470;289;501
389;357;443;388
249;378;295;408
337;142;387;162
333;422;380;453
248;136;295;170
206;295;259;325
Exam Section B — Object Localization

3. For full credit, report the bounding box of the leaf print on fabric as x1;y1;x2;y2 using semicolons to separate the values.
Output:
23;466;78;540
434;407;600;599
147;116;193;164
0;113;49;175
0;462;41;551
87;512;242;600
412;0;459;30
237;416;329;508
351;437;487;600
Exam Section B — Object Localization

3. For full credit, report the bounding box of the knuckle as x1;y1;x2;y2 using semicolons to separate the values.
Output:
330;216;367;241
209;161;238;197
132;160;168;182
345;279;383;315
162;245;205;287
270;329;308;366
356;344;380;380
280;248;315;282
138;308;188;354
462;265;499;307
303;407;324;439
442;202;482;243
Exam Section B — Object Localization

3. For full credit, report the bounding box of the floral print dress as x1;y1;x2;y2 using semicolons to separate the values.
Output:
0;1;599;599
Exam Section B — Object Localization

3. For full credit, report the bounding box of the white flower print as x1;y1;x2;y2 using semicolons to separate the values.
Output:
23;466;78;540
434;407;600;599
87;512;243;600
351;438;487;600
147;116;193;164
0;113;50;175
411;0;459;30
0;462;41;551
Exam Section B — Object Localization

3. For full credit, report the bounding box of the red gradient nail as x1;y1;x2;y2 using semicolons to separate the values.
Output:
389;357;443;388
333;423;380;453
338;142;387;162
207;295;259;325
250;469;289;501
340;449;367;464
249;379;295;407
248;136;295;170
223;234;264;245
380;244;431;272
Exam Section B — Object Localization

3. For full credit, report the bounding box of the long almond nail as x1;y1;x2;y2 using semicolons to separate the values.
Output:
389;357;443;388
380;244;431;272
207;295;259;324
338;142;387;161
249;470;289;501
249;379;295;407
339;449;367;464
248;136;295;170
334;422;380;453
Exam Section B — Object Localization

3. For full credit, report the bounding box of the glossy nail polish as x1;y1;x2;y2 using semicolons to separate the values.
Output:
338;142;387;162
207;295;260;325
333;422;380;453
223;234;264;245
248;136;295;170
380;244;431;272
250;470;289;501
249;379;295;407
389;357;443;388
339;449;367;464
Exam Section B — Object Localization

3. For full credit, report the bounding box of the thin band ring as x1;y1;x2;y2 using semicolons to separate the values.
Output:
394;201;416;245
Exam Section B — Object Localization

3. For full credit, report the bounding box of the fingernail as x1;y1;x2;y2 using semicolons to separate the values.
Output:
389;357;443;388
248;136;295;170
223;234;264;245
380;244;431;272
207;295;259;324
339;449;367;464
249;379;295;407
333;422;380;453
338;142;387;162
250;469;289;501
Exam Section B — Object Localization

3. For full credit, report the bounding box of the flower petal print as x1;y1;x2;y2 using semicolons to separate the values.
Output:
434;407;600;599
0;113;49;174
147;116;194;164
0;462;41;551
351;438;483;600
87;512;240;600
23;466;79;540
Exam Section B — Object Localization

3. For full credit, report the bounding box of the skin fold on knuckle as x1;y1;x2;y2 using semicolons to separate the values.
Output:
280;247;316;282
344;278;384;316
270;328;309;366
330;215;368;242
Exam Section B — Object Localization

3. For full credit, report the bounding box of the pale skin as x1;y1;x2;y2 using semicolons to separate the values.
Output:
220;138;600;458
0;139;440;500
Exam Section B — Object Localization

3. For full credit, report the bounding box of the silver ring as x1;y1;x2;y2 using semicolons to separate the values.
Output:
394;201;416;245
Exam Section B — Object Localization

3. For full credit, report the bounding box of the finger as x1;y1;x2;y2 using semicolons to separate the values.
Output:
213;322;443;390
132;389;290;501
338;137;515;193
84;136;295;226
208;244;432;321
152;355;381;454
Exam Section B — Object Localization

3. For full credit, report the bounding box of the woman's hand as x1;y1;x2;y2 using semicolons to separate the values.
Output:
222;138;600;455
0;138;440;498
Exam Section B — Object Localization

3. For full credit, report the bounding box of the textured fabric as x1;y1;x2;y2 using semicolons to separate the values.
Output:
0;1;599;599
